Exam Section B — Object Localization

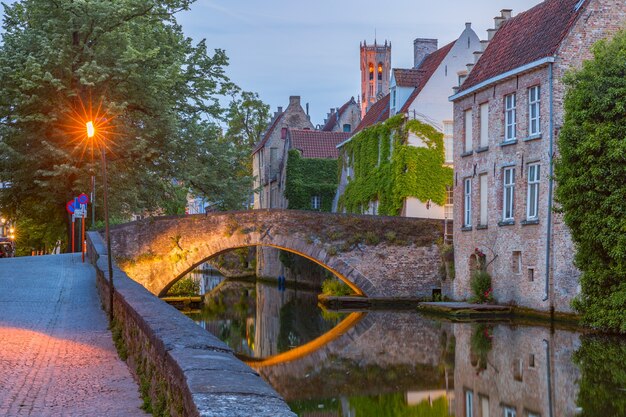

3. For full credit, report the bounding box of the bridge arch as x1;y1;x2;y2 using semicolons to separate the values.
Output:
160;243;365;297
109;210;444;299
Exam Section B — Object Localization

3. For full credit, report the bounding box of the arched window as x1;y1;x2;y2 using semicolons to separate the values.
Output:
378;62;383;81
369;63;374;80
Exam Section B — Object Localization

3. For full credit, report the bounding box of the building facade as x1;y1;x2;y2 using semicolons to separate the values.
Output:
360;40;391;117
335;24;480;219
320;97;361;133
450;1;626;313
252;96;313;209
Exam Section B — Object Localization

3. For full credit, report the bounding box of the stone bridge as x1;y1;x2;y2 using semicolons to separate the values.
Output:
110;209;444;297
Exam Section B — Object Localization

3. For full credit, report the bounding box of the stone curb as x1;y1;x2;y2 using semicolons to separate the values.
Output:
86;231;296;417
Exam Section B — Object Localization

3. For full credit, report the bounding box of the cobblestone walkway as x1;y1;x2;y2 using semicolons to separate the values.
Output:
0;254;147;416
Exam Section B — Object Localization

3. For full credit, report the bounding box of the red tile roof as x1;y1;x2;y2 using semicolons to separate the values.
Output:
393;68;427;87
321;97;357;131
353;93;390;134
288;130;351;159
252;112;283;154
461;0;584;92
399;41;455;113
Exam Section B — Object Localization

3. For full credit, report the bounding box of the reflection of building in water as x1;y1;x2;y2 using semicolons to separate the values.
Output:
454;324;580;417
186;263;225;295
257;312;452;403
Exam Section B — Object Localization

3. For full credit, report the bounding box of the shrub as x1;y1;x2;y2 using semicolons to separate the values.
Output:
554;30;626;332
364;231;380;245
470;270;494;304
321;278;352;296
167;277;200;297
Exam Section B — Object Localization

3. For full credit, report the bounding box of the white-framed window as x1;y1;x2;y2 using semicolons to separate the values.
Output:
504;407;516;417
505;93;517;141
480;102;489;148
465;390;474;417
464;109;473;153
311;195;321;210
464;178;472;227
526;164;540;219
479;174;488;226
503;167;516;221
528;86;541;136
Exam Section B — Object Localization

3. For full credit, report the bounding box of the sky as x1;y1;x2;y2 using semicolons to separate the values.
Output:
2;0;544;125
179;0;543;125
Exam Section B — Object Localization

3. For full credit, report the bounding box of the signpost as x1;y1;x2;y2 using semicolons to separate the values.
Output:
66;193;89;262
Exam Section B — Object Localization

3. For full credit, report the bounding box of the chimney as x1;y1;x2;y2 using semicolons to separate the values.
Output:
481;40;490;52
501;9;512;19
465;22;472;30
289;96;301;107
330;108;336;115
278;106;283;113
413;38;438;68
466;63;474;73
473;51;483;64
494;16;505;29
487;28;498;41
306;103;309;115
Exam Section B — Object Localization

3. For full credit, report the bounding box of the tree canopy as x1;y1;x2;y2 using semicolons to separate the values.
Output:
0;0;262;252
555;30;626;332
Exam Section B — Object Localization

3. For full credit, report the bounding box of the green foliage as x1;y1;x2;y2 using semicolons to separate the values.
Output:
0;0;258;250
554;30;626;332
166;277;199;297
574;335;626;416
469;270;493;304
348;393;449;417
321;277;352;296
337;115;452;215
284;149;337;212
470;324;493;373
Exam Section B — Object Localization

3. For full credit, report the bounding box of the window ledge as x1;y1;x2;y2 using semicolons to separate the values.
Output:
523;134;542;142
461;226;473;232
460;150;474;158
476;224;488;230
521;219;540;226
476;146;489;154
498;220;515;227
499;139;518;147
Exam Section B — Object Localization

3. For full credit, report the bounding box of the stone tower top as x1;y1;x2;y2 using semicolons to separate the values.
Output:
360;39;391;117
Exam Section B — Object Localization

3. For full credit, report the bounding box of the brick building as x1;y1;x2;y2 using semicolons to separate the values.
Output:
320;97;361;133
252;96;313;209
450;0;626;313
334;24;480;218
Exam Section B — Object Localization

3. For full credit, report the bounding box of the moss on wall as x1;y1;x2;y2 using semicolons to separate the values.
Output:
284;149;338;212
337;115;452;216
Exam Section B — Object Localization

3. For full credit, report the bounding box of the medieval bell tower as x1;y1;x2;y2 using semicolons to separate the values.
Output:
360;39;391;117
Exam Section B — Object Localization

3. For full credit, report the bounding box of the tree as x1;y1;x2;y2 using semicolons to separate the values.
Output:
0;0;250;251
225;90;270;150
554;30;626;332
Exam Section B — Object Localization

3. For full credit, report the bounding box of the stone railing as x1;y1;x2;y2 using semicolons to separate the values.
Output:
86;231;295;417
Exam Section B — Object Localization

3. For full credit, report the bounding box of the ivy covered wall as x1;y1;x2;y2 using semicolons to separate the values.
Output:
337;115;452;216
284;149;338;212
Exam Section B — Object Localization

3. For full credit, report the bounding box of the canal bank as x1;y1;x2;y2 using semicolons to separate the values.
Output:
86;231;296;417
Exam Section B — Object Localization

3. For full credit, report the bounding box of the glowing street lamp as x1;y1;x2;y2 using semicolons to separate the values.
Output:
86;119;115;323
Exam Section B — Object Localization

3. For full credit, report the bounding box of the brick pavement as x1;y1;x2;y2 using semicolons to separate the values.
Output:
0;254;147;417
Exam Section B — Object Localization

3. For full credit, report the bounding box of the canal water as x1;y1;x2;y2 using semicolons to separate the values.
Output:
180;267;626;417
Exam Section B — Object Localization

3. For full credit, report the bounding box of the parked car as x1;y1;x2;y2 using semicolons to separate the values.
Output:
0;238;15;258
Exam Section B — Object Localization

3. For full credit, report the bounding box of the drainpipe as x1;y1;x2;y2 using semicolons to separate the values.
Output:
543;338;554;417
544;62;554;304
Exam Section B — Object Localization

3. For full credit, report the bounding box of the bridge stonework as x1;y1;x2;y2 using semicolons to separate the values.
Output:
109;210;444;298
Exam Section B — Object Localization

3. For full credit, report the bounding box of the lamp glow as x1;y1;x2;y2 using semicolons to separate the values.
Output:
86;121;95;138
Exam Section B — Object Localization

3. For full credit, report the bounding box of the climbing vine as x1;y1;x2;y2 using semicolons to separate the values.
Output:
337;115;452;216
284;149;338;212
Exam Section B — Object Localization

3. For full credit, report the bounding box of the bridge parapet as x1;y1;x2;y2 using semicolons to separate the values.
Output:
110;210;444;298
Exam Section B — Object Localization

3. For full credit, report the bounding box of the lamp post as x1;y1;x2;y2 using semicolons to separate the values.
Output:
87;120;114;322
